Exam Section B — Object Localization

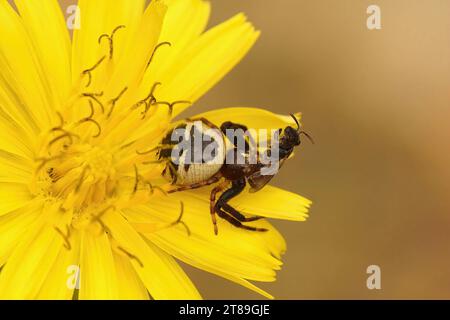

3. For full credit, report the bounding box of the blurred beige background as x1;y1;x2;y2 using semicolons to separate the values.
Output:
53;0;449;299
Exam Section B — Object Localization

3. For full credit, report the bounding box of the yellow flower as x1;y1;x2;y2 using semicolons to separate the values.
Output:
0;0;311;299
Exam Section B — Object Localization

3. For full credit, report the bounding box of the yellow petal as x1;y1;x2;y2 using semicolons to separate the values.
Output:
192;107;302;130
0;205;69;299
0;200;43;266
151;237;274;299
154;13;259;116
37;230;81;300
71;0;146;82
79;231;119;300
125;196;285;283
114;252;149;300
0;182;32;217
235;186;311;221
89;1;168;139
159;0;210;45
0;1;54;130
0;107;36;158
0;150;33;184
105;0;167;98
102;210;201;299
14;0;72;104
140;0;211;89
187;185;311;222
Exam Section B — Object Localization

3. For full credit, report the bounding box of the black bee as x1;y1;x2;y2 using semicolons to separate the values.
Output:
157;114;312;235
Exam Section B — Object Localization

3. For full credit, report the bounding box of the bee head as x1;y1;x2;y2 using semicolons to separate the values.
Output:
283;126;302;146
281;114;314;147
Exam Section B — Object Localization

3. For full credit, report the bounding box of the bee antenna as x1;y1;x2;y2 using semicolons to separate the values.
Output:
290;114;301;131
299;131;315;145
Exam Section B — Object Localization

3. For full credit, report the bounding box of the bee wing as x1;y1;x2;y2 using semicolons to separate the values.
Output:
248;173;276;193
248;159;287;193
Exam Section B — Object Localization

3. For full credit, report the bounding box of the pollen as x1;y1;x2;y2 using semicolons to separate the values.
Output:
34;141;118;210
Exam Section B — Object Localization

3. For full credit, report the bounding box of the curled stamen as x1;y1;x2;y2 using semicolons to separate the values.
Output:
136;82;161;106
54;112;65;129
98;25;126;60
75;100;102;137
136;143;174;157
134;175;168;197
98;35;114;59
91;205;116;235
50;127;68;135
82;56;106;87
76;118;102;138
54;225;72;250
142;160;165;165
117;246;144;268
133;166;159;196
81;92;105;114
169;100;192;112
119;140;137;151
75;165;91;193
136;146;160;155
111;25;126;37
132;82;165;120
168;201;191;237
97;219;112;236
107;87;128;118
35;152;82;175
147;42;171;70
145;181;155;194
133;164;140;194
141;105;152;120
50;112;68;134
152;185;168;197
97;205;116;219
154;100;192;117
85;100;95;119
131;100;146;112
148;82;162;98
151;101;172;117
132;82;162;113
139;178;166;197
98;34;110;44
35;155;66;174
167;162;183;184
49;132;79;149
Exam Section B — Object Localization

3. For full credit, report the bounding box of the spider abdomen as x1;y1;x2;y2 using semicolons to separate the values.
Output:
161;120;226;186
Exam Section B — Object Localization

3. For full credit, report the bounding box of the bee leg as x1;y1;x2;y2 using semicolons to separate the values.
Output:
214;179;267;231
216;208;268;233
214;178;245;206
220;203;263;222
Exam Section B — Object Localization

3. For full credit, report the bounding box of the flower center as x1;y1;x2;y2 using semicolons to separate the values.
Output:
35;142;118;211
29;26;185;236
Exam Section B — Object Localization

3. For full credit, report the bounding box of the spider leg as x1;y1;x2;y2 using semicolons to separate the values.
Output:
216;208;268;233
220;121;249;134
167;175;221;194
214;178;267;232
220;203;263;222
209;181;230;235
186;117;218;130
220;121;256;151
